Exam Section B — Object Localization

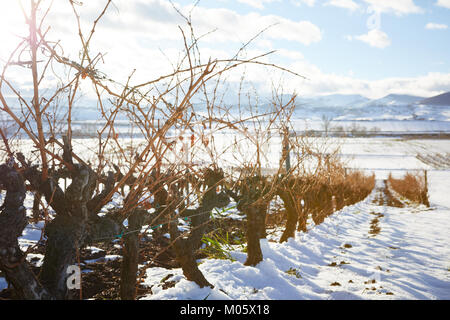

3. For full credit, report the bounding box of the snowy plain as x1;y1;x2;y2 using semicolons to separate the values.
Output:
0;135;449;300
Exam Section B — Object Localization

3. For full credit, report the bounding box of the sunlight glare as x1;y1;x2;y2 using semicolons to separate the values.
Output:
0;2;29;61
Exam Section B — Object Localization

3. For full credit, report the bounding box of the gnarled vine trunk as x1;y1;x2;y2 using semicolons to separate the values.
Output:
0;164;52;299
168;169;229;288
36;163;97;299
243;202;268;266
0;146;123;299
120;209;147;300
277;189;298;243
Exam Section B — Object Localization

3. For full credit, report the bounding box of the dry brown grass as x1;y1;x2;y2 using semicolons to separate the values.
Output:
388;172;429;206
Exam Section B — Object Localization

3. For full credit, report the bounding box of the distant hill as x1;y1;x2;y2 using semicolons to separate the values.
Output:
297;94;369;108
2;91;449;123
366;94;425;107
316;94;369;107
419;91;450;106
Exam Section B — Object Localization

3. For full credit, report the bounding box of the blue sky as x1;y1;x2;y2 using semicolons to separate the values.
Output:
191;0;450;80
0;0;449;99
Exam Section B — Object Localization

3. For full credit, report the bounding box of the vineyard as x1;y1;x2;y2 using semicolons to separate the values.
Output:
1;1;449;302
416;153;450;170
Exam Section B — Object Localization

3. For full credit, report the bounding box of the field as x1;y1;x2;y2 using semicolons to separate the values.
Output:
2;135;449;300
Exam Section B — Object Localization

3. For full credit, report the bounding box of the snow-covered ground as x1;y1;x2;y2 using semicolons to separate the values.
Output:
140;179;450;300
5;134;450;175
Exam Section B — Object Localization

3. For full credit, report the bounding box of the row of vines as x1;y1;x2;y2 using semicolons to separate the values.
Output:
0;1;375;299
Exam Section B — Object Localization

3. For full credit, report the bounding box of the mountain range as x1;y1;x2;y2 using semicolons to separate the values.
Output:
2;91;450;122
291;91;450;121
419;91;450;106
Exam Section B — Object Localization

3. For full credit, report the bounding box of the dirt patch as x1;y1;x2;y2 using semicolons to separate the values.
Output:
364;279;377;284
328;262;338;267
372;180;404;208
372;192;385;206
330;282;341;286
368;210;385;237
369;222;381;236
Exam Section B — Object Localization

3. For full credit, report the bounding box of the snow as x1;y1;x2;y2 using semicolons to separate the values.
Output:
85;246;104;255
26;254;45;268
141;180;450;300
211;202;245;220
19;221;45;251
428;171;450;208
83;254;121;264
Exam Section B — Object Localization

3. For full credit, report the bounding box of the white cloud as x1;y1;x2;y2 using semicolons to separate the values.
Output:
239;53;450;99
291;0;316;7
254;39;274;50
325;0;360;11
237;0;280;9
363;0;423;16
352;29;391;48
90;1;322;46
436;0;450;9
282;59;450;98
425;22;448;30
13;0;321;90
263;19;322;45
276;49;304;60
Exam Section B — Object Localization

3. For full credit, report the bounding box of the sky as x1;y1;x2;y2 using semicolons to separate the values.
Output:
0;0;449;100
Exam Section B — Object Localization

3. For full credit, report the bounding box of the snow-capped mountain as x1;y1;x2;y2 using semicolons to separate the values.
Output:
419;91;450;106
364;94;425;107
344;94;425;121
2;91;449;123
293;92;450;121
297;94;370;108
292;94;370;120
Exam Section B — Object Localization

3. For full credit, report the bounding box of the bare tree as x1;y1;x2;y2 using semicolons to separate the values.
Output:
321;114;333;137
